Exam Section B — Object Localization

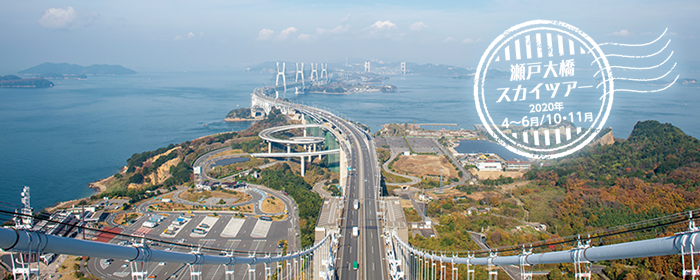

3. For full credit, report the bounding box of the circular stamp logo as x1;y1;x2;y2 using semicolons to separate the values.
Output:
474;20;614;159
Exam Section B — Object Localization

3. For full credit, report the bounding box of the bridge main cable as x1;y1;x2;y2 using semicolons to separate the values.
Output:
393;230;700;266
0;226;331;266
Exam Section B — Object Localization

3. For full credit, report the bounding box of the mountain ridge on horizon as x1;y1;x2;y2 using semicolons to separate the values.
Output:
18;62;137;76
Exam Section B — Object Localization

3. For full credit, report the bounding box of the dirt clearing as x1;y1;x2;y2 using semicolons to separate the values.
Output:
393;155;457;178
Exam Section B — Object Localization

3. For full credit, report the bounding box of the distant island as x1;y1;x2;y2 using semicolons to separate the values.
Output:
19;62;136;79
0;75;53;88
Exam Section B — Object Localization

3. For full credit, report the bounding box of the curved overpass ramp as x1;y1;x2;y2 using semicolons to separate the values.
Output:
259;123;327;146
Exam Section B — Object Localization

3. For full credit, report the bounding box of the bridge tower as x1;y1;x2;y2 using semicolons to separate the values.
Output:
320;63;328;79
275;62;286;97
364;61;371;72
14;186;32;229
295;62;305;87
11;186;39;279
310;63;318;81
401;61;406;75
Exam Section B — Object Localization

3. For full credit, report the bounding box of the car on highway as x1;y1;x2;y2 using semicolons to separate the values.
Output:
259;216;272;221
352;261;358;270
352;226;359;237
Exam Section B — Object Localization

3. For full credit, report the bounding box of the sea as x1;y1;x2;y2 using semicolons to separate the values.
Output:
1;70;698;211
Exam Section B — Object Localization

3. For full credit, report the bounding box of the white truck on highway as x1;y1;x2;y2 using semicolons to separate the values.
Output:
353;199;359;210
352;226;359;237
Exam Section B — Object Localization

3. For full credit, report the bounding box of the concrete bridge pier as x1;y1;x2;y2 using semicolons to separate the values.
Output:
301;156;305;177
268;141;272;153
315;144;321;161
286;144;291;161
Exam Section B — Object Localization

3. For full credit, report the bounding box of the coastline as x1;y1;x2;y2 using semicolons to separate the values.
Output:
224;117;259;122
87;174;113;193
44;167;123;213
44;127;245;213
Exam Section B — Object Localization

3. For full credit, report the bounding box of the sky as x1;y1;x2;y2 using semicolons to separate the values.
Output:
1;0;699;73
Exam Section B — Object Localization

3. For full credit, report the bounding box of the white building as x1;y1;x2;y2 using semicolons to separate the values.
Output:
143;221;157;228
476;161;502;171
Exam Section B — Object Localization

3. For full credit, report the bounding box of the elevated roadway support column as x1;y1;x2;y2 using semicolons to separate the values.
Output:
268;141;272;153
301;156;305;177
307;145;311;162
314;144;320;161
338;147;348;197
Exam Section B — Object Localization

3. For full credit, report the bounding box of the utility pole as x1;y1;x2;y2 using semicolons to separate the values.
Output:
82;203;85;240
439;168;443;193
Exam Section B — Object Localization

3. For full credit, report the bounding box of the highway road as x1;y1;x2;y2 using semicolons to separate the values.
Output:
252;91;387;280
315;112;385;280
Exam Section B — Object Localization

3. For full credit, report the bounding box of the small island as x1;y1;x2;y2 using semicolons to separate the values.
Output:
19;62;136;79
0;75;53;88
224;107;261;122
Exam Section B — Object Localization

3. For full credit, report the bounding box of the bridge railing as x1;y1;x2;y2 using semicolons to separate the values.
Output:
390;210;700;279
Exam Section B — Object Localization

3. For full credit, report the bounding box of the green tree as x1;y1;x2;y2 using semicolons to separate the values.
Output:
547;267;565;280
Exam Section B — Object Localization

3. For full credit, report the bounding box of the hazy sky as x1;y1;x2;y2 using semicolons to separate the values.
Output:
1;0;699;73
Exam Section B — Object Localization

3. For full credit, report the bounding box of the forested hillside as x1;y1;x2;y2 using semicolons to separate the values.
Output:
524;120;700;234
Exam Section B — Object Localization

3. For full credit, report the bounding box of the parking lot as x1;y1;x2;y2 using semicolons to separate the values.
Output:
89;212;292;279
377;137;442;155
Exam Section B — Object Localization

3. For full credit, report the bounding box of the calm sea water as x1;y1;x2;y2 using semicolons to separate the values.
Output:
1;70;698;211
454;140;524;161
0;71;259;211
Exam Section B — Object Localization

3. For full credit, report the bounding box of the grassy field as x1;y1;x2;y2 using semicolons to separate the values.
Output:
403;208;423;223
208;157;269;179
113;212;142;225
261;196;285;214
381;170;412;184
206;149;245;161
178;189;251;203
514;185;566;228
56;256;99;280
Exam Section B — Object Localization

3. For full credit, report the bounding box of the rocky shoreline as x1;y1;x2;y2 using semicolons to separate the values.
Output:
224;117;259;122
